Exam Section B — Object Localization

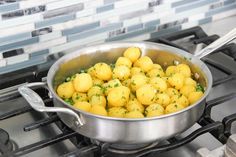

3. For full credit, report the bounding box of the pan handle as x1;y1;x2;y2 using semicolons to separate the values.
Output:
18;82;84;127
194;27;236;59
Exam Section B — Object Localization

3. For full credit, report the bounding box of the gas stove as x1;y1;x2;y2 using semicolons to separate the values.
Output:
1;26;236;157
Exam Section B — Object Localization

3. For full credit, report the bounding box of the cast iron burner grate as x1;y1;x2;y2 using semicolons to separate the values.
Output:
1;26;236;157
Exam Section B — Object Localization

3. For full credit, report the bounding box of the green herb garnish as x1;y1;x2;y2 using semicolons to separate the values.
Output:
196;84;205;92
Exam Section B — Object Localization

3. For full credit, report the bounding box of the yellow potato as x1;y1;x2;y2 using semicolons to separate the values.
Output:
89;95;106;107
149;77;167;92
136;84;156;105
57;81;74;99
153;64;163;70
176;64;191;77
108;107;127;118
165;66;176;76
162;77;171;88
72;92;88;103
90;105;107;116
147;68;165;78
134;56;153;72
166;88;179;97
145;103;164;115
122;79;131;88
92;78;104;86
129;92;136;100
116;57;132;68
188;91;204;104
107;86;130;107
168;73;184;90
165;103;185;114
130;67;144;76
171;94;189;107
87;86;104;99
93;63;112;80
124;111;144;118
146;110;165;117
87;67;95;77
180;85;196;97
126;99;144;113
103;79;122;95
184;77;197;87
73;73;93;92
73;101;91;112
113;65;131;81
130;74;148;92
123;47;141;63
155;93;170;107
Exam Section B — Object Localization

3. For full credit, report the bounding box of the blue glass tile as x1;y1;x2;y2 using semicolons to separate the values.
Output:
0;3;19;13
96;4;114;13
127;24;143;32
35;14;75;29
104;0;116;4
198;17;212;25
0;32;31;44
144;19;160;27
62;21;100;35
68;22;122;41
150;26;182;38
206;3;236;16
0;37;39;52
30;49;49;58
172;0;198;7
224;0;236;5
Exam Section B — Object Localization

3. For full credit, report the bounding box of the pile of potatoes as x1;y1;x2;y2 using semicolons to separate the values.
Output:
56;47;204;118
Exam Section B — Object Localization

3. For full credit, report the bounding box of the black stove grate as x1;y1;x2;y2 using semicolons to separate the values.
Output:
1;26;236;157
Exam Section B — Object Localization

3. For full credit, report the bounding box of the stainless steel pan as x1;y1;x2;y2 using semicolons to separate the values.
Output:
18;28;236;144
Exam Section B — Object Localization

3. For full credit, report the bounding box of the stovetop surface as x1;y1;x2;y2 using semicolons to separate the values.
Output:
1;24;236;157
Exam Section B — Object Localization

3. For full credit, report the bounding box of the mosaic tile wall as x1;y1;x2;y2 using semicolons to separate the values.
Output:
0;0;236;74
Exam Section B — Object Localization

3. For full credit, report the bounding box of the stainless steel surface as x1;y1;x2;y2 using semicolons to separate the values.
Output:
19;42;212;144
195;28;236;58
18;82;84;127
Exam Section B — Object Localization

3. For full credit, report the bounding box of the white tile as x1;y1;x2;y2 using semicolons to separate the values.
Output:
19;0;57;8
76;8;95;18
24;37;66;53
6;54;29;65
47;0;86;10
84;0;104;9
123;17;141;27
0;23;35;38
114;0;150;8
189;13;205;21
0;53;3;59
52;16;93;31
122;33;151;41
100;16;119;26
212;9;236;21
182;21;199;29
49;32;107;54
39;31;62;42
0;59;7;67
0;13;42;29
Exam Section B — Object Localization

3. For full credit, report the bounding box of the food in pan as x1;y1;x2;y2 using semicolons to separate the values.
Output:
57;47;205;118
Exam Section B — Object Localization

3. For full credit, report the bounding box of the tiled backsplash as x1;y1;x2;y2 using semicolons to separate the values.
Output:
0;0;236;74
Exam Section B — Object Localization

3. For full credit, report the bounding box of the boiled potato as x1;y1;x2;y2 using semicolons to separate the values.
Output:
134;56;153;72
130;74;148;91
87;67;95;77
122;79;131;88
73;101;91;112
129;92;136;100
176;64;191;77
89;95;106;107
165;66;176;76
155;93;170;107
146;68;165;78
73;73;93;92
72;92;88;103
57;81;74;99
103;79;122;95
166;88;179;97
171;94;189;107
168;73;184;90
184;77;197;87
130;67;144;76
123;47;141;63
136;84;156;105
149;77;167;92
180;85;195;97
108;107;127;118
188;91;204;104
153;64;163;70
90;105;107;116
126;99;144;113
124;111;144;118
92;78;104;86
94;63;112;80
145;103;164;117
116;57;132;68
107;86;130;107
165;103;185;114
113;65;131;81
87;86;104;99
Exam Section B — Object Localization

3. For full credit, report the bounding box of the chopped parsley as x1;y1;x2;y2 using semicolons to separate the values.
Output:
79;69;88;73
196;84;205;92
64;98;74;105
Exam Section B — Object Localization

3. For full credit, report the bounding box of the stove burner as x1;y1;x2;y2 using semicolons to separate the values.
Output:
0;128;13;155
